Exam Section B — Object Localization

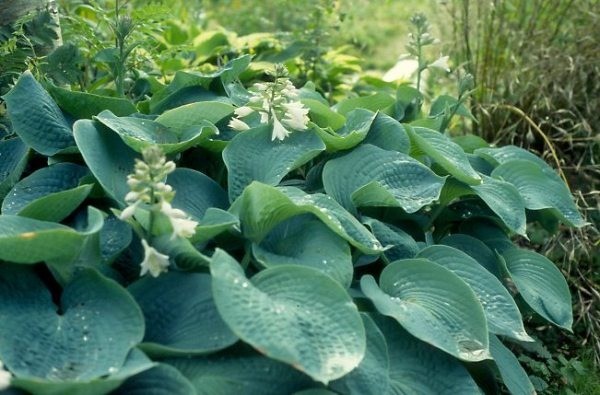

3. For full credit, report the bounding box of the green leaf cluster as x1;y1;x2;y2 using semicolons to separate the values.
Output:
0;54;586;394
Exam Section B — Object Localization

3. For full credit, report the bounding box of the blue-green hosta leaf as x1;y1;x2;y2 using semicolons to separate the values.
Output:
313;109;377;152
360;259;490;361
128;272;237;357
475;145;552;172
489;335;535;395
252;215;353;288
407;126;482;185
112;364;196;395
223;125;325;202
148;70;224;114
333;93;395;116
452;134;489;153
330;314;390;395
168;168;228;218
300;98;346;130
0;138;29;200
0;265;144;381
12;349;153;395
362;217;419;262
229;182;383;254
439;234;502;278
500;248;573;330
95;110;219;154
418;245;532;342
491;160;587;227
362;112;410;153
0;207;103;264
210;249;366;384
459;219;515;254
150;235;209;271
99;214;132;263
2;163;91;222
189;208;240;244
2;71;75;156
372;315;481;395
471;175;527;236
155;101;234;133
48;85;137;119
322;144;446;213
165;345;313;395
73;119;139;204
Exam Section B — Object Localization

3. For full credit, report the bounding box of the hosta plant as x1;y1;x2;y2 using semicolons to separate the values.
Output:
0;57;587;395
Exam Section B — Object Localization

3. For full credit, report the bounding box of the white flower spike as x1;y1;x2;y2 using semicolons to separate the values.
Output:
140;239;170;277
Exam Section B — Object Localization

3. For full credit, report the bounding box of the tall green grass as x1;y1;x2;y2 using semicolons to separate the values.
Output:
447;0;600;372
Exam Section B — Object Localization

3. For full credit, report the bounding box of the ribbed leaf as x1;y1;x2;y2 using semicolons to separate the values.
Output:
439;234;502;278
475;145;552;171
471;174;527;235
168;168;229;218
165;346;313;395
373;315;481;394
95;110;218;154
113;364;196;395
330;314;390;395
73;119;139;204
0;207;103;264
229;182;382;254
0;137;29;200
155;101;234;133
2;71;75;155
361;112;410;154
223;125;325;202
362;217;419;262
12;349;153;395
418;245;532;342
407;126;481;185
301;98;346;130
334;93;395;115
501;248;573;330
128;272;237;357
313;109;376;152
189;208;239;244
489;335;535;395
252;215;353;288
210;249;366;384
0;265;144;381
48;85;137;119
2;163;91;222
361;259;490;361
323;144;446;213
492;160;586;227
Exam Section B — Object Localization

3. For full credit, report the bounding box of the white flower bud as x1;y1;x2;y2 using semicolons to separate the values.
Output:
229;117;250;131
429;55;450;72
234;106;255;118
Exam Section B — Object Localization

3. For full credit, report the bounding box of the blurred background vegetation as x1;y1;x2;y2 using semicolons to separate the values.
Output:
1;0;598;392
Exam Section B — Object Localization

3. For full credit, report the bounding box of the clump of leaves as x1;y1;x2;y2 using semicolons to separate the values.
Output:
0;49;588;394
